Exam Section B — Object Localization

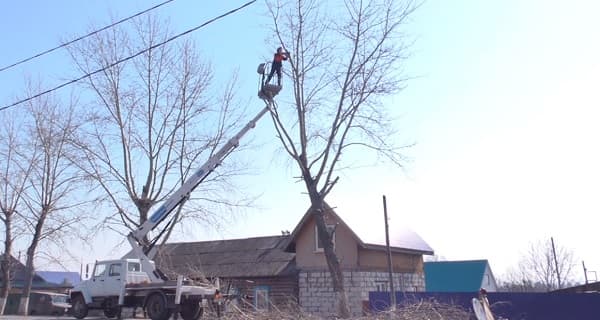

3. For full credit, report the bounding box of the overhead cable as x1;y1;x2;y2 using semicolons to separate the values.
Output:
0;0;176;74
0;0;257;112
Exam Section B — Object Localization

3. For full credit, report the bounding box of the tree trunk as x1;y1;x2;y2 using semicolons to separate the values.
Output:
309;193;351;318
17;213;44;315
17;246;37;315
0;215;12;315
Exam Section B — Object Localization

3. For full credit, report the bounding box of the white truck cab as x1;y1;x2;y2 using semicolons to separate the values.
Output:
70;258;216;320
73;259;147;303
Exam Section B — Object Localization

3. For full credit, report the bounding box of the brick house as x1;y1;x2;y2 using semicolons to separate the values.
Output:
154;203;433;316
286;204;433;316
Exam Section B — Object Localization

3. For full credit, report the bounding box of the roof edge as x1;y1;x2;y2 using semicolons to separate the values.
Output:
284;202;365;251
363;243;434;255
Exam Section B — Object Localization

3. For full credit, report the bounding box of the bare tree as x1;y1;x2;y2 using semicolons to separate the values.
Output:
66;16;251;249
0;109;32;315
16;90;84;315
500;238;576;292
424;254;447;262
266;0;418;317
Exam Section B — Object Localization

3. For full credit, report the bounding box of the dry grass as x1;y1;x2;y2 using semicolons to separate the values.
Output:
204;300;472;320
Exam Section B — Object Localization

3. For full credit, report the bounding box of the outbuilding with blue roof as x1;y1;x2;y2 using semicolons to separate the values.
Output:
424;259;497;292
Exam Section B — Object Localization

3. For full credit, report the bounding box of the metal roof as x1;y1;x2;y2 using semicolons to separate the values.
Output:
154;235;296;278
424;260;490;292
36;271;81;286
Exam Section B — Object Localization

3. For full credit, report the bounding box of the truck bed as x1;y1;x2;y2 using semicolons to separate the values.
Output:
124;280;217;296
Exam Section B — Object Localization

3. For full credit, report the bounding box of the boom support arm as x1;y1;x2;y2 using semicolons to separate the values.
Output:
126;104;271;282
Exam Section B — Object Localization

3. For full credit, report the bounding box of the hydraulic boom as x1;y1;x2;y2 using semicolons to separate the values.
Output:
126;103;272;282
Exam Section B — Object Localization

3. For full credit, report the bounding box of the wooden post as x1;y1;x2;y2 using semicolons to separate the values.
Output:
551;237;562;289
383;195;396;311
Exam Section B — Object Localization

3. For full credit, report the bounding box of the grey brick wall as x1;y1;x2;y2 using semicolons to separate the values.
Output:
299;270;425;316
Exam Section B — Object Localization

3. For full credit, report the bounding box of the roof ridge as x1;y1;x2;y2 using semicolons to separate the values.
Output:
163;234;288;246
425;259;488;264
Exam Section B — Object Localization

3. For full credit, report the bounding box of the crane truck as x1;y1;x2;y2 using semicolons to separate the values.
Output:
69;67;281;320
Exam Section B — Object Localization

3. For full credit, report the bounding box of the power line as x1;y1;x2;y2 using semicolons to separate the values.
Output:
0;0;257;112
0;0;175;74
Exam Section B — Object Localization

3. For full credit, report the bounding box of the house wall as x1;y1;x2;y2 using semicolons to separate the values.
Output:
299;270;425;317
357;248;424;272
295;214;359;269
293;211;428;316
480;264;498;292
223;276;298;311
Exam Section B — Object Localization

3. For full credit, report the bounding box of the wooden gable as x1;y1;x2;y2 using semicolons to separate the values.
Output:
285;202;433;272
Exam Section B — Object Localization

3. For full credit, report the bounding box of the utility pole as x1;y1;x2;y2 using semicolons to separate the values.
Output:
551;237;562;289
582;261;588;284
383;195;396;311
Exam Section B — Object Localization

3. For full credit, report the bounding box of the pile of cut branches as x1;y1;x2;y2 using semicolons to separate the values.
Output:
359;300;472;320
206;300;472;320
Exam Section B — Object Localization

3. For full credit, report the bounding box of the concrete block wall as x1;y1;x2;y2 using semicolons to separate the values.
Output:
299;270;425;316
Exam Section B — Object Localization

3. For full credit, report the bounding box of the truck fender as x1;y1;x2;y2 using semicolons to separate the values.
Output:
71;290;92;305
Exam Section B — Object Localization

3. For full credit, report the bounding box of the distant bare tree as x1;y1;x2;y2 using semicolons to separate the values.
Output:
0;109;32;315
424;254;447;262
500;238;576;292
66;16;251;248
16;89;85;315
266;0;418;317
497;274;540;293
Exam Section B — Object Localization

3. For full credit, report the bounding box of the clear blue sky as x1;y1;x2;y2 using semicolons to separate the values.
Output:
1;0;599;284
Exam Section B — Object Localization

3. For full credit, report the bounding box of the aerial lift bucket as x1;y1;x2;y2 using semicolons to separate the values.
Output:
257;62;281;100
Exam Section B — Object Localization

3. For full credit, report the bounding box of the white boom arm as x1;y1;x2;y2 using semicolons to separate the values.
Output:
126;104;271;282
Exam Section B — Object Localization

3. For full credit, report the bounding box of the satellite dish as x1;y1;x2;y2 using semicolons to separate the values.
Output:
472;298;487;320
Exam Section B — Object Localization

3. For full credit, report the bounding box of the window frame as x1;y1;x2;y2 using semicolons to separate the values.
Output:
254;286;270;310
128;262;141;272
108;263;122;277
315;224;336;252
93;263;107;278
375;280;389;292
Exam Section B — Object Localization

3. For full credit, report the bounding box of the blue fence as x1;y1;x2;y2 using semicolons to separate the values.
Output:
369;291;600;320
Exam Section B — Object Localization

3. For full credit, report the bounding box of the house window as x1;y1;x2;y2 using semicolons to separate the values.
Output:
375;281;389;292
254;286;270;310
315;224;336;252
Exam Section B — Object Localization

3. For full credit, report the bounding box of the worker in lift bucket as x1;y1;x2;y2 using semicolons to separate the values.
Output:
265;47;289;87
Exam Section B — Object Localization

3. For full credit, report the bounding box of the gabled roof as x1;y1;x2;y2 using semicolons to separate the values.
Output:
154;235;296;278
0;253;27;278
1;253;43;282
424;260;490;292
36;271;81;286
285;202;433;255
1;253;70;288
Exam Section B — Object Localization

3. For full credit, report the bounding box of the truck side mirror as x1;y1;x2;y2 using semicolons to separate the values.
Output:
85;264;89;278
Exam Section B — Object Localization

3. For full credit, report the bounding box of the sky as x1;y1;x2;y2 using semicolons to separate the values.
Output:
1;0;599;284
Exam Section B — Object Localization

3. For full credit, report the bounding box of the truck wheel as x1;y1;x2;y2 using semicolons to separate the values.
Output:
103;298;119;318
71;294;89;319
146;292;171;320
180;299;203;320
